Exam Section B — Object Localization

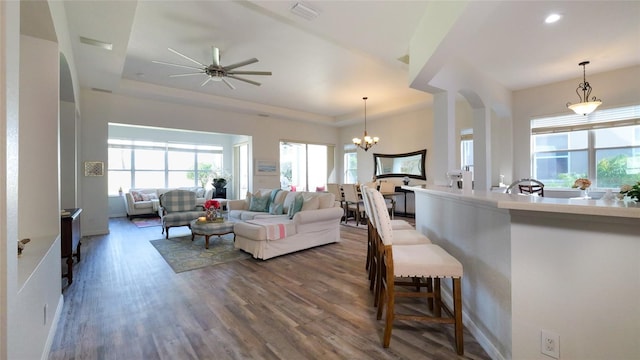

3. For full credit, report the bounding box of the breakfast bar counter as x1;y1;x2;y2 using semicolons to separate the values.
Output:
406;185;639;360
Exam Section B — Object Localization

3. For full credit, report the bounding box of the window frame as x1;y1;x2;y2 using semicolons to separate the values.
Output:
107;139;223;195
530;105;640;189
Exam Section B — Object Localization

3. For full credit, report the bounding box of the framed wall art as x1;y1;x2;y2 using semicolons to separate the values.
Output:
255;160;278;175
84;161;104;176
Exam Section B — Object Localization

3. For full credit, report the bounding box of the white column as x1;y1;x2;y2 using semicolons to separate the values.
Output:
472;107;491;190
432;91;457;185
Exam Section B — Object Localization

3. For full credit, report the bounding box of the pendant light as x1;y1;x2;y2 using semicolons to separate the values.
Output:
567;61;602;116
352;97;379;151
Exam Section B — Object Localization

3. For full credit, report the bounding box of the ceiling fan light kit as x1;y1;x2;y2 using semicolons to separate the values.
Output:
566;61;602;116
153;46;272;90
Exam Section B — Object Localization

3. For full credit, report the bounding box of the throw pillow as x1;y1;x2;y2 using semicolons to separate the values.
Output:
269;202;284;215
301;196;320;211
270;188;281;204
131;190;143;202
249;193;270;212
288;193;304;219
317;193;334;209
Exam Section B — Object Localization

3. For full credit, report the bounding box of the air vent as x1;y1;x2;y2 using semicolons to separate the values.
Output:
291;2;319;20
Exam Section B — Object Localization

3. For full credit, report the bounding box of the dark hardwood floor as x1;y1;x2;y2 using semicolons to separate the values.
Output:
49;217;491;360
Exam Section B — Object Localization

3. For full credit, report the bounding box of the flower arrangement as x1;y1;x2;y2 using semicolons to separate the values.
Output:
571;178;592;190
204;199;221;210
619;181;640;201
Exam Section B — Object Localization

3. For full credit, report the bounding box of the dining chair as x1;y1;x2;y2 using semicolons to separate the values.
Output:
505;178;545;196
378;181;396;219
327;183;345;220
342;183;365;225
370;189;464;354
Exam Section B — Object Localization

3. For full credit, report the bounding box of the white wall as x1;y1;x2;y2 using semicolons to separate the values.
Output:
415;191;512;360
512;65;640;180
80;87;339;235
511;212;639;360
340;107;433;185
11;33;63;360
60;100;77;209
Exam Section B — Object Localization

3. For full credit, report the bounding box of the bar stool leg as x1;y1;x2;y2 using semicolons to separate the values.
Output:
433;278;442;317
453;277;464;355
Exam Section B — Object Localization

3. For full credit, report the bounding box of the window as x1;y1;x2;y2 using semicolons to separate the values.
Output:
344;144;357;184
234;143;249;199
460;129;473;172
280;141;333;191
531;105;640;188
108;139;223;195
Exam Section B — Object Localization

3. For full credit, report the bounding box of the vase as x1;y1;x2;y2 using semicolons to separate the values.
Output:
212;178;227;189
581;188;590;199
205;207;216;221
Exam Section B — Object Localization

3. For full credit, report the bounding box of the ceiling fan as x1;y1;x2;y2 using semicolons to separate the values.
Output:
152;46;272;89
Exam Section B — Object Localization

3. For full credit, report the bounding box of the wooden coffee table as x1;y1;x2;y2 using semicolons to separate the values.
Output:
190;219;235;249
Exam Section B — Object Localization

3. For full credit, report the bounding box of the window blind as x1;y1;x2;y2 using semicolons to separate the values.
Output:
531;105;640;134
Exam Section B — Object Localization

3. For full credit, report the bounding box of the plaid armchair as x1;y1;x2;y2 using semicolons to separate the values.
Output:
159;190;205;238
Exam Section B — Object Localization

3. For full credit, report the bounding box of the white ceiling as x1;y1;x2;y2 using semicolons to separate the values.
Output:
61;0;640;126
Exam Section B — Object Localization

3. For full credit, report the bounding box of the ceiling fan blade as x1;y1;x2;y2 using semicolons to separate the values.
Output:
222;78;236;90
224;58;259;71
152;60;203;71
201;77;213;87
212;46;220;67
168;47;205;67
227;75;261;86
169;72;205;77
227;70;272;76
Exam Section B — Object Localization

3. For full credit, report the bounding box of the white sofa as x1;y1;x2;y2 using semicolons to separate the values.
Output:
229;189;343;260
124;187;213;219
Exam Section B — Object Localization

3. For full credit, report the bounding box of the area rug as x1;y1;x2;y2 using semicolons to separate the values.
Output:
150;235;250;273
131;216;162;228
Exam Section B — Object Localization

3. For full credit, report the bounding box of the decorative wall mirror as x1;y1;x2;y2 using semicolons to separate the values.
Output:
373;149;427;180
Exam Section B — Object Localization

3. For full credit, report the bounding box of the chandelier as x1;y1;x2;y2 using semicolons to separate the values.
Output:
567;61;602;116
352;97;379;151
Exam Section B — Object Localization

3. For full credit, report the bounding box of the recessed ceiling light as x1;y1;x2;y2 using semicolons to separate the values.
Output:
80;36;113;50
545;13;562;24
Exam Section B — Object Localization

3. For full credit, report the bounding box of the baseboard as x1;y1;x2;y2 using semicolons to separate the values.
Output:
41;294;63;360
441;289;506;360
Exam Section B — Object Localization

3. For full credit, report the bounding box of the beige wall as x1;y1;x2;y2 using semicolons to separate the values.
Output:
79;88;339;235
512;65;640;180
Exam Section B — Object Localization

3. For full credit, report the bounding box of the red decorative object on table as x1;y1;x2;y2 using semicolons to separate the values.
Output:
204;199;221;210
204;200;221;221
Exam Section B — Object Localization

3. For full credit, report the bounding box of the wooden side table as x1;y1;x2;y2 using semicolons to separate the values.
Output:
61;208;82;285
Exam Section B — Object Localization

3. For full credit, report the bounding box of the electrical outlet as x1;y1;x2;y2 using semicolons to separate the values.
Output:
541;329;560;359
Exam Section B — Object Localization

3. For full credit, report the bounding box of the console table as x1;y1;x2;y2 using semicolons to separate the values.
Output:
61;208;82;286
394;186;415;217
